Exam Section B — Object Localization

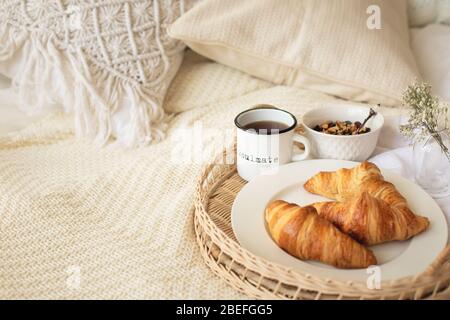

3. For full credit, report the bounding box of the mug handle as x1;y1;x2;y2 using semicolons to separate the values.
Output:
291;134;310;161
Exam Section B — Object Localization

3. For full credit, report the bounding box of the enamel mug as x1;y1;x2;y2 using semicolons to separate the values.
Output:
234;105;310;181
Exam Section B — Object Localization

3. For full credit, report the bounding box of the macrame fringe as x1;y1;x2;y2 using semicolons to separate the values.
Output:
0;25;167;148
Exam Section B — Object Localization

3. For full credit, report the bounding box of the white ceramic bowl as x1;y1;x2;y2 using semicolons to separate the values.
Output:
302;105;384;161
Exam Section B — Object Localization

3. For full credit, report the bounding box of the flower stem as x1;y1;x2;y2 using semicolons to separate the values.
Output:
423;122;450;161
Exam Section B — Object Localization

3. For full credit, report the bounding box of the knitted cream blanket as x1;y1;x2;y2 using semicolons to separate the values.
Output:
0;56;407;299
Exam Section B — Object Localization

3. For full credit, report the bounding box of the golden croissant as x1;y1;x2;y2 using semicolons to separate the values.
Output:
265;200;377;269
304;162;429;244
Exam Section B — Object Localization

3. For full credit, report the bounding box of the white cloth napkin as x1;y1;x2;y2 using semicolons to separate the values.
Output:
369;145;450;241
368;113;450;240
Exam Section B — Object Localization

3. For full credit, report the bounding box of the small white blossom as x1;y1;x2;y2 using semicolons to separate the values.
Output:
400;82;450;161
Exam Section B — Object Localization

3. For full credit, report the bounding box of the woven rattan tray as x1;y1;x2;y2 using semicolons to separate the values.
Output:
194;149;450;300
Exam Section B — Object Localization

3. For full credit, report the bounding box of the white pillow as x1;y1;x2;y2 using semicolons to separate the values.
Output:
408;0;450;26
410;24;450;102
0;75;52;136
438;0;450;24
0;1;192;147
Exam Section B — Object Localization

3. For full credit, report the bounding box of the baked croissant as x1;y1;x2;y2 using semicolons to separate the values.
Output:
312;192;429;245
265;200;377;269
304;162;429;243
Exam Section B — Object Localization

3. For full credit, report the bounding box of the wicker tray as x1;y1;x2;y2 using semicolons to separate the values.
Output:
194;148;450;300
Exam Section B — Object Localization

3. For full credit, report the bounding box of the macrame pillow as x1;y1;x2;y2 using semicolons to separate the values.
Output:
0;0;190;147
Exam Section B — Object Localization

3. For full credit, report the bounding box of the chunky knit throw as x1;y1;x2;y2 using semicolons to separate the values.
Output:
0;0;189;147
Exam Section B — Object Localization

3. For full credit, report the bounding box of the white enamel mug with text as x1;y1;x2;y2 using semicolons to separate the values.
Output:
235;106;310;181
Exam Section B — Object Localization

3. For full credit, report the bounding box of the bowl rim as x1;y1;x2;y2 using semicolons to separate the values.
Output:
302;105;384;139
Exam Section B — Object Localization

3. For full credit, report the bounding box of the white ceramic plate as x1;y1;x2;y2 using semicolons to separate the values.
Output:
231;160;448;282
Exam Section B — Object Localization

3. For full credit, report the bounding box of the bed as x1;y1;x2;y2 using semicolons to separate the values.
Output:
0;50;350;299
0;3;449;299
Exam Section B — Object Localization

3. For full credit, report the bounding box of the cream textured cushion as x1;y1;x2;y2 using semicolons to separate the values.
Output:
0;0;191;147
169;0;421;107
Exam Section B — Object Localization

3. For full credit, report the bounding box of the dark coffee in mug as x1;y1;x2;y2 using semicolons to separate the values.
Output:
242;121;289;131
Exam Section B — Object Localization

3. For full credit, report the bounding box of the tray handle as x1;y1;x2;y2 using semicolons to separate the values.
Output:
425;244;450;276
